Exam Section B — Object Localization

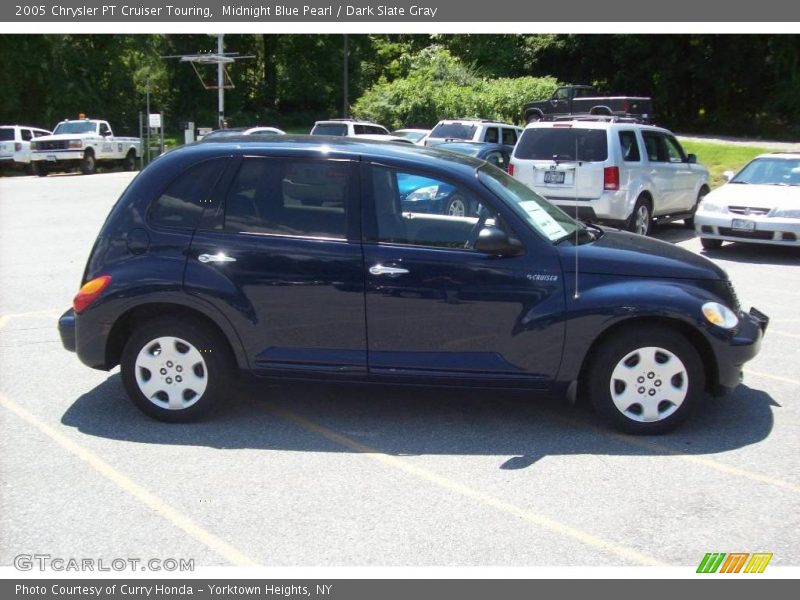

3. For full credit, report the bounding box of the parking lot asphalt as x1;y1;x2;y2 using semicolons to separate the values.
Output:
0;172;798;569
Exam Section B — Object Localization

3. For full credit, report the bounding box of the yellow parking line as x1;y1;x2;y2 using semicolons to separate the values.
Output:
260;401;666;567
0;309;63;330
0;392;256;566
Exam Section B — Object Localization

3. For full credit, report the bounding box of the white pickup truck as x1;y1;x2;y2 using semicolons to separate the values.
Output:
30;118;142;176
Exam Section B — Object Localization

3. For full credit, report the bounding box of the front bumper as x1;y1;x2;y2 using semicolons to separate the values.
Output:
695;212;800;246
30;150;85;163
713;306;769;392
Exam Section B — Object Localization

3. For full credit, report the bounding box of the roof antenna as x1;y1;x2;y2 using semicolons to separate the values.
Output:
573;136;580;300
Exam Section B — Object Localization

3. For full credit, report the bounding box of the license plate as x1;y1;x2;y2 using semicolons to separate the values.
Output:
46;154;57;162
731;219;756;232
544;171;565;184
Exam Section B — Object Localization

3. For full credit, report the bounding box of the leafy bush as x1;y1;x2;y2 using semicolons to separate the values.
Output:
352;46;559;128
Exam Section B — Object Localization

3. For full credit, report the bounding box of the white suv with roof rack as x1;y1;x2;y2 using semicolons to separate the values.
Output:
424;119;522;148
310;119;390;137
509;117;710;235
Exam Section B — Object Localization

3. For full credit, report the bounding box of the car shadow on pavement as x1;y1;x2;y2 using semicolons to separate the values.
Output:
699;243;800;266
60;374;778;470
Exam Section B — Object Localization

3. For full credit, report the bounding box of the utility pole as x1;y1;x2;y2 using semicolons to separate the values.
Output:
218;34;225;128
343;34;349;118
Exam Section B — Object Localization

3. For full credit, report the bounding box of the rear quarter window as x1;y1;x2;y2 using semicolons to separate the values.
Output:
149;158;228;230
515;128;608;162
0;129;14;141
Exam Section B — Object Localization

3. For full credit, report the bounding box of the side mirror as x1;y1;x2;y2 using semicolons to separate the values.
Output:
722;170;735;182
686;153;697;164
474;226;523;257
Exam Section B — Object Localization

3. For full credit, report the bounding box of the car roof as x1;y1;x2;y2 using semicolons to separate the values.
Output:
522;120;668;133
436;119;519;127
175;135;486;173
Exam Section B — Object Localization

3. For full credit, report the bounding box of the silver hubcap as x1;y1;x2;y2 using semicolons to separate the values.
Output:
634;205;649;235
448;197;466;217
609;346;688;422
134;336;208;410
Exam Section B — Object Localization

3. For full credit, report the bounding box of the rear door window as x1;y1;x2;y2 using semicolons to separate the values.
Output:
150;159;228;230
619;131;641;162
224;158;349;240
515;128;608;162
484;127;499;143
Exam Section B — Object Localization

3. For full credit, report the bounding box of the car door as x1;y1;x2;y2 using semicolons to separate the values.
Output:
663;134;698;211
361;162;565;385
640;130;677;215
185;155;367;376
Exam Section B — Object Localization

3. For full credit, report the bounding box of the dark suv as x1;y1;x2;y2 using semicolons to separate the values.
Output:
58;136;768;433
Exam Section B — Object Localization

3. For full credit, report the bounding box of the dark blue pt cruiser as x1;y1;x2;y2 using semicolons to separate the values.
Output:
58;136;768;434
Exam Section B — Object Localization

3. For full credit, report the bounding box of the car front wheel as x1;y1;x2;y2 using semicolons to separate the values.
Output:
120;317;233;422
701;238;723;250
586;326;704;434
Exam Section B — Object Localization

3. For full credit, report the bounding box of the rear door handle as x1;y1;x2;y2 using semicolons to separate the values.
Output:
369;264;409;276
198;253;236;264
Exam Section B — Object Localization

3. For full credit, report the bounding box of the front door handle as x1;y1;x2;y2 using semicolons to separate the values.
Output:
369;264;409;276
198;253;236;264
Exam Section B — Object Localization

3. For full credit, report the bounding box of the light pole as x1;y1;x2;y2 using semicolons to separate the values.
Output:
218;34;225;128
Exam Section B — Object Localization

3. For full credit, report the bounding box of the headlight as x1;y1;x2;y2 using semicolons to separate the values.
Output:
698;200;724;213
68;140;83;149
771;208;800;219
405;185;441;202
702;302;739;329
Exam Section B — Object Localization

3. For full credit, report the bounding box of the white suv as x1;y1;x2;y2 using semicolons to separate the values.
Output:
0;125;52;173
310;119;389;137
509;118;710;235
425;119;522;147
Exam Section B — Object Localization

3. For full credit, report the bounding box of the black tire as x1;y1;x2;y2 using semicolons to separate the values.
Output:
123;150;136;172
35;163;48;177
525;112;543;124
684;186;709;229
586;325;704;434
80;150;96;175
700;238;723;250
120;316;233;422
626;196;652;236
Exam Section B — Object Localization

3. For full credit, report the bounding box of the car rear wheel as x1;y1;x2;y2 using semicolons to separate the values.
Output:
700;238;723;250
586;326;704;434
120;317;233;422
627;197;652;236
123;150;136;171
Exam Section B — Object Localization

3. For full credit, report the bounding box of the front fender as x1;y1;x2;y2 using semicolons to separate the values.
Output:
556;276;728;384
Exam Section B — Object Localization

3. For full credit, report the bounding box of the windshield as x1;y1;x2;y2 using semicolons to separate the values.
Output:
311;123;347;136
733;157;800;186
53;121;97;135
393;130;427;143
429;123;478;141
478;165;584;243
515;127;608;162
